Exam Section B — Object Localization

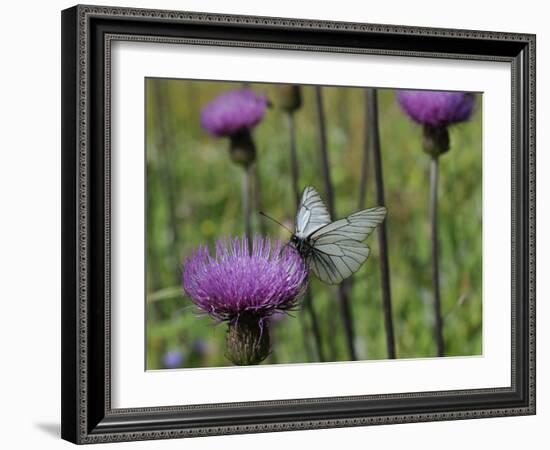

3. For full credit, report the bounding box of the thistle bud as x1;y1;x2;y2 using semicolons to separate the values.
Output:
228;129;256;167
422;125;450;158
276;84;302;113
225;314;270;365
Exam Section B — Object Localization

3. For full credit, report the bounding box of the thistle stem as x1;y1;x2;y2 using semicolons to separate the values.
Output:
287;112;301;206
299;312;315;361
269;324;279;364
358;89;371;210
304;290;326;361
286;110;326;362
367;88;396;359
314;86;357;361
242;166;253;249
314;87;335;214
252;162;267;235
429;156;445;357
326;302;338;360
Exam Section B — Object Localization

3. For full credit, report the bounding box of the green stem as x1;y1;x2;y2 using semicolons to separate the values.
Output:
358;89;371;210
252;162;266;236
286;110;325;362
429;156;445;356
152;81;181;285
242;166;252;249
367;88;396;359
287;112;301;206
314;86;357;361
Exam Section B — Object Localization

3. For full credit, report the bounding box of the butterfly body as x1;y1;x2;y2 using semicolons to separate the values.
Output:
290;234;314;259
290;186;386;285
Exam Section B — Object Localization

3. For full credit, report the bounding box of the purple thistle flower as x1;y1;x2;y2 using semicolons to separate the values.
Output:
396;90;475;128
182;236;308;323
200;88;268;137
162;350;185;369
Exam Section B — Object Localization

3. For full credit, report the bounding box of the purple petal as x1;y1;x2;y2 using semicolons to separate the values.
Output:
182;236;308;322
397;90;475;127
200;88;268;137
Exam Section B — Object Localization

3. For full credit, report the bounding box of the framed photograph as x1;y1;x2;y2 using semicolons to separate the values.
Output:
61;4;536;444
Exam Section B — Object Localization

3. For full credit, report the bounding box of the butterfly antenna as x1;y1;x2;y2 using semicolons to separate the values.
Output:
258;211;293;234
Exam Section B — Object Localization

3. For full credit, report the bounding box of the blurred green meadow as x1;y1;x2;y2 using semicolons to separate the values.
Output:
145;78;482;369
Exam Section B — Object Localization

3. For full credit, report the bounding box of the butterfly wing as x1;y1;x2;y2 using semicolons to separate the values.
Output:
294;186;331;239
309;239;371;285
308;206;387;284
310;207;387;242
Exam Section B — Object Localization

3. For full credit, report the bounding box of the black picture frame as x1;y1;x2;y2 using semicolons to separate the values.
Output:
61;4;536;444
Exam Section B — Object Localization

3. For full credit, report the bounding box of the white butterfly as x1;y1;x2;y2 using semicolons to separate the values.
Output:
290;186;387;285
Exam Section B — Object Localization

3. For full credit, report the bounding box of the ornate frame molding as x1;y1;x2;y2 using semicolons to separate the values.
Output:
61;5;536;444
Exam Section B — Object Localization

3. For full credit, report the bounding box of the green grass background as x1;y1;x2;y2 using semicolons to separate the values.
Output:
145;79;482;369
